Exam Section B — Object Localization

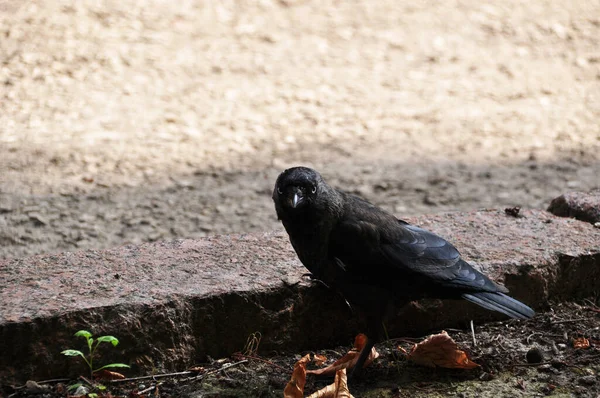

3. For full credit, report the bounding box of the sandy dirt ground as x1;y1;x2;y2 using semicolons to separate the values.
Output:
1;0;599;260
1;0;599;396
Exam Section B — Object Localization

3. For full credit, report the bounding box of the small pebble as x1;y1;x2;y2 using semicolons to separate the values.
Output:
526;347;545;364
73;385;89;397
25;380;47;393
579;375;596;386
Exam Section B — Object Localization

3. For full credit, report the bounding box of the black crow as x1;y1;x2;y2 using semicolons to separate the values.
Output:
273;166;534;373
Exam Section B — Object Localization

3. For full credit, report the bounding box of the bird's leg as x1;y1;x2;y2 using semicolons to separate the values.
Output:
348;317;384;381
348;334;375;381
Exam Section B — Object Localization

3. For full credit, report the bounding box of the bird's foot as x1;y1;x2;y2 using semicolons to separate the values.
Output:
301;272;315;279
301;273;330;289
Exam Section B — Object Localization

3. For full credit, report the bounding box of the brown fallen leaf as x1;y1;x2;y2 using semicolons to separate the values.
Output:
188;366;206;374
284;354;311;398
93;369;126;380
307;334;379;376
407;331;479;369
306;368;354;398
573;337;590;349
313;354;327;367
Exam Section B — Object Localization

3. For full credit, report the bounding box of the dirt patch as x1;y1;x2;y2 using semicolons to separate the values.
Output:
3;302;600;397
2;159;599;260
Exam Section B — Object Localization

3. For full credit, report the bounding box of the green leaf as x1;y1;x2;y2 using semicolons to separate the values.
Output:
61;349;85;358
96;335;119;346
88;393;98;398
67;383;82;391
94;363;130;371
74;330;92;339
96;384;107;390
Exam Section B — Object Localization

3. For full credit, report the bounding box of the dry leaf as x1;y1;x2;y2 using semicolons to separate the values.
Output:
307;369;354;398
284;354;311;398
188;366;206;374
93;369;126;380
307;334;379;376
407;331;479;369
573;337;590;349
313;354;327;367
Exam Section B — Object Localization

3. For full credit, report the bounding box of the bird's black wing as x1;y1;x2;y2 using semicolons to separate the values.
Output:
382;222;503;292
330;214;503;294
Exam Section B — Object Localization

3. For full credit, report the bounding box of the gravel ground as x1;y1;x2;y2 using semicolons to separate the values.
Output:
1;0;599;260
1;0;599;396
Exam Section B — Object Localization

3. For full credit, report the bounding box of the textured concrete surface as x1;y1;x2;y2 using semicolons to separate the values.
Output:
548;189;600;224
1;209;599;383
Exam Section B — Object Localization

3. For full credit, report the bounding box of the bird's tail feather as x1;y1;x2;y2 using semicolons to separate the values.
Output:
462;292;534;319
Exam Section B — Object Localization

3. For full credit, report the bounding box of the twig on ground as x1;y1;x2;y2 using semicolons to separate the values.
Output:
550;317;588;325
136;382;161;396
470;320;477;347
109;371;195;383
33;378;70;384
511;360;584;371
392;338;423;345
78;375;94;386
526;332;538;345
526;332;566;345
242;354;288;371
243;332;262;356
12;378;70;390
187;360;249;381
583;299;600;312
511;362;553;368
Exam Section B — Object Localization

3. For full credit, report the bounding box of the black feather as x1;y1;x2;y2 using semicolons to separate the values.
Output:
462;292;535;319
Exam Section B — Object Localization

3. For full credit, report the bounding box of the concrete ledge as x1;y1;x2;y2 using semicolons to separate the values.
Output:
548;189;600;224
1;209;600;383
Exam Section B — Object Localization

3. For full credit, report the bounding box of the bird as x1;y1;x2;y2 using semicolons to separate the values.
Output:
272;166;534;374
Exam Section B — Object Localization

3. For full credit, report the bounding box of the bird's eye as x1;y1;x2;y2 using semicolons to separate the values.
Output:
311;186;317;194
277;187;283;195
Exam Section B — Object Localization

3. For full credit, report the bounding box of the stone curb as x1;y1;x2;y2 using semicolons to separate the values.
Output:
1;209;599;383
548;190;600;224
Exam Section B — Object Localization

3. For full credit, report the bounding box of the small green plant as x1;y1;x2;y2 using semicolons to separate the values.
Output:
62;330;130;379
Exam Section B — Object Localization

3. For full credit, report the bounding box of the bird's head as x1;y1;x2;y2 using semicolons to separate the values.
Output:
273;167;323;214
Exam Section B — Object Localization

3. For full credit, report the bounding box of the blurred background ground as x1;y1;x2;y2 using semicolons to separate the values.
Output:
0;0;599;259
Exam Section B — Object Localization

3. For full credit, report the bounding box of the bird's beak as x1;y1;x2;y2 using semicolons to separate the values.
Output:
292;192;303;208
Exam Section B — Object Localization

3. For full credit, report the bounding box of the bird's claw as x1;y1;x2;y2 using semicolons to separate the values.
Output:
301;272;316;280
301;273;331;289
